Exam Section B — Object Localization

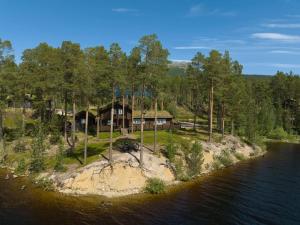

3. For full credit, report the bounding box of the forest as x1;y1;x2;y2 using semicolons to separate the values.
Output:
0;34;299;171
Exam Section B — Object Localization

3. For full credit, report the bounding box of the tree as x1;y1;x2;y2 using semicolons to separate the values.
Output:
127;47;141;133
0;38;15;159
108;43;126;163
60;41;85;153
84;46;110;138
138;34;169;165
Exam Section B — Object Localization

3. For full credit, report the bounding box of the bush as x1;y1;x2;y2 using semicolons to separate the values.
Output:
30;123;47;172
234;152;246;161
35;178;54;191
212;160;222;170
25;120;38;136
54;142;66;172
16;159;26;174
144;178;166;194
174;158;190;181
216;150;234;167
216;150;233;167
165;141;177;163
185;142;204;177
49;131;61;145
268;127;288;140
14;139;26;152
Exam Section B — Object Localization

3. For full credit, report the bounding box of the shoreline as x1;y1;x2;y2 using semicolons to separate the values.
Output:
0;149;267;202
1;135;270;198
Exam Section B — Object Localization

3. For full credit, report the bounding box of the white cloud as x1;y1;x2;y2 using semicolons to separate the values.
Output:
252;33;300;42
187;4;236;17
269;50;300;55
262;23;300;28
171;59;191;63
112;8;138;13
249;63;300;68
174;46;210;50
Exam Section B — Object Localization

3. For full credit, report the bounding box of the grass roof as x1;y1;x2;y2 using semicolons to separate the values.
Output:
133;110;173;119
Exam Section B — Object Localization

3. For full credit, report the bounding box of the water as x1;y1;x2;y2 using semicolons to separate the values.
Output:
1;143;300;225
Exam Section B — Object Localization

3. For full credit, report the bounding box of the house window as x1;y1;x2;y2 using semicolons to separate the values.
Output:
107;120;111;125
133;119;145;125
81;118;86;124
133;119;141;125
156;119;166;125
118;109;123;115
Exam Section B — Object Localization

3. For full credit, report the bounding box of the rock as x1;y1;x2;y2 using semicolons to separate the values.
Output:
52;151;175;197
5;174;9;180
20;185;26;190
13;175;18;179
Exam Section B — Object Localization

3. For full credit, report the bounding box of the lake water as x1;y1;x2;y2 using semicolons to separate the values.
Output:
1;143;300;225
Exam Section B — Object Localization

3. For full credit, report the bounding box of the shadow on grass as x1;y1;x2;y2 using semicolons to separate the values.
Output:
66;143;109;165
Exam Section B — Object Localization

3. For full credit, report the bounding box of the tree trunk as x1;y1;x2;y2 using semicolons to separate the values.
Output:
122;95;125;129
209;81;214;142
231;119;234;136
22;101;26;136
71;99;76;152
96;112;100;140
131;85;135;134
221;102;225;138
0;110;5;159
84;104;89;164
193;112;197;131
161;100;164;111
140;82;145;168
64;93;68;140
109;87;115;164
154;97;158;153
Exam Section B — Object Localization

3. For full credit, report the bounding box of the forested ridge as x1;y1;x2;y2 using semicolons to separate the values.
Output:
0;34;299;170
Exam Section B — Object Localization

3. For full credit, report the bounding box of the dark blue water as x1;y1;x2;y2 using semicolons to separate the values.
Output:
1;143;300;225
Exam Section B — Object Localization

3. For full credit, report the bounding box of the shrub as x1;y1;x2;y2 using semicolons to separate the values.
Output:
35;178;54;191
215;150;234;167
14;139;26;152
16;158;26;174
234;152;246;161
174;158;190;181
212;160;222;170
165;141;177;163
185;142;204;177
268;127;288;140
25;120;38;136
54;142;65;172
30;123;47;172
49;130;61;145
144;178;166;194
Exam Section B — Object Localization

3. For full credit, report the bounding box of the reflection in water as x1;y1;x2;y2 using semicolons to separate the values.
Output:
1;143;300;225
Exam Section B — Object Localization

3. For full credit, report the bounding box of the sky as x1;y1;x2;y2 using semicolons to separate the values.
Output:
1;0;300;75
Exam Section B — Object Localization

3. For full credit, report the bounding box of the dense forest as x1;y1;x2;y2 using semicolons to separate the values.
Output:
0;34;299;168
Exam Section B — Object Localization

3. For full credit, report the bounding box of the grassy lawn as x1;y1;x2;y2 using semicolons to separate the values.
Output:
133;130;184;146
98;131;121;139
63;141;109;165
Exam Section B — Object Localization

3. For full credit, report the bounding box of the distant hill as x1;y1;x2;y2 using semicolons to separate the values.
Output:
168;63;274;79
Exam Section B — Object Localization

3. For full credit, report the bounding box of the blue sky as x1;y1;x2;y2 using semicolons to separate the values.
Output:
1;0;300;75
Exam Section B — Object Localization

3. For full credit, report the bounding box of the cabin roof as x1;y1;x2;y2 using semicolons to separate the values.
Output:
133;110;173;119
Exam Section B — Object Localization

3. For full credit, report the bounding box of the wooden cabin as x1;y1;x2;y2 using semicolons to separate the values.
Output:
74;102;174;132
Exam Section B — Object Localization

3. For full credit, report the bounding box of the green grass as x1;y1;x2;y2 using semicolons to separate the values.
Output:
134;130;183;146
3;111;22;129
98;131;121;139
64;142;109;165
144;178;166;194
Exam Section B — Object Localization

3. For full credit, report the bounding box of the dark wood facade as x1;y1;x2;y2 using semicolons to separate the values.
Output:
75;102;174;132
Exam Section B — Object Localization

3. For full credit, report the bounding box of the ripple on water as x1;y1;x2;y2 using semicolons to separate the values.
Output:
1;143;300;225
